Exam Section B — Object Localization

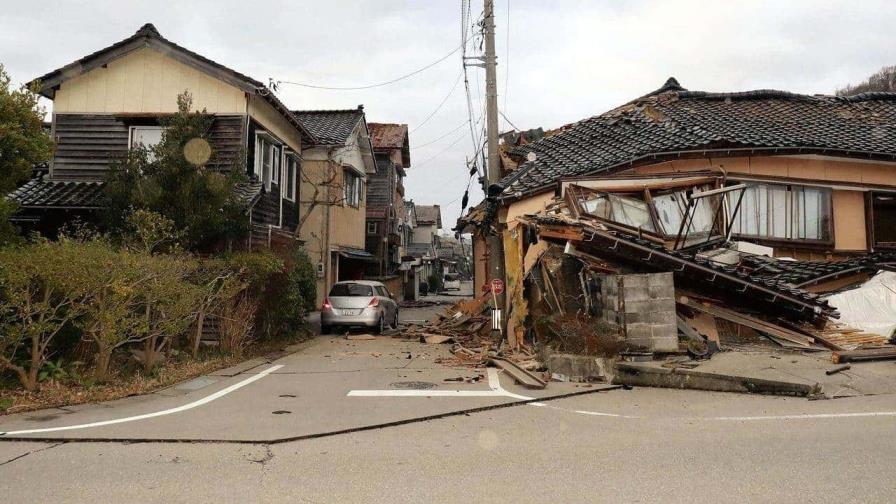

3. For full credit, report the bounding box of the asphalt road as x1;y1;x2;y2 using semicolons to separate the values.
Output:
2;287;895;503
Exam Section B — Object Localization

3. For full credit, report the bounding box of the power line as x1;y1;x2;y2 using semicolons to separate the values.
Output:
414;119;471;149
414;129;470;168
277;39;466;91
499;110;520;131
410;70;464;133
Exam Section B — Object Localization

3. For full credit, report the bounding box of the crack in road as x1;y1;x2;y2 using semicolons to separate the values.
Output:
0;441;64;466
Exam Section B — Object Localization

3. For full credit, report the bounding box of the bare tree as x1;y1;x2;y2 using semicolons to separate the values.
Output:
836;65;896;95
294;162;347;237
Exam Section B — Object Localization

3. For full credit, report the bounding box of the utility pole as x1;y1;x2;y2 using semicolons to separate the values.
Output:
483;0;507;334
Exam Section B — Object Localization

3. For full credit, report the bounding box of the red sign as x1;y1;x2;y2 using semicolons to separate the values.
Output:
490;279;505;295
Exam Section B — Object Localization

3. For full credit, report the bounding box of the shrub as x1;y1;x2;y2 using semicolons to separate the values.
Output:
0;65;53;246
104;92;248;250
0;239;92;390
218;296;256;357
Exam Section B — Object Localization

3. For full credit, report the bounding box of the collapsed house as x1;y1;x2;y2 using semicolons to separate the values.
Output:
452;78;896;370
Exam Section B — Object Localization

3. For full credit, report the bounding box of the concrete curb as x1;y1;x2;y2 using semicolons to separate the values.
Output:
614;362;821;397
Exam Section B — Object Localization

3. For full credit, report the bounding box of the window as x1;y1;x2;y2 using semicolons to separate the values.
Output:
582;193;657;233
254;134;279;189
329;283;373;297
367;221;379;234
283;155;298;202
129;126;165;161
652;188;715;238
729;183;832;242
344;169;362;207
872;192;896;247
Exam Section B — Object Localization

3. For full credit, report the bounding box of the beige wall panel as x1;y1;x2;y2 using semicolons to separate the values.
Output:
832;190;867;251
299;158;367;305
248;95;302;152
504;192;555;225
860;165;896;185
54;47;246;114
823;159;862;183
746;157;780;177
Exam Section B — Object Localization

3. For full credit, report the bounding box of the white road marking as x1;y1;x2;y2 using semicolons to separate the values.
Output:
710;411;896;421
0;365;284;436
347;368;535;399
350;370;896;423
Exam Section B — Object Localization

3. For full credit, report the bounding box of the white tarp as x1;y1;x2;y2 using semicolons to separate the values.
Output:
825;271;896;338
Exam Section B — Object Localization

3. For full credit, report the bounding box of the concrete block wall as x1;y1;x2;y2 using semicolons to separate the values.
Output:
600;272;678;352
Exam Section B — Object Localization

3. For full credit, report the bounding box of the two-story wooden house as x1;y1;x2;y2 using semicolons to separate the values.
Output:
9;23;316;246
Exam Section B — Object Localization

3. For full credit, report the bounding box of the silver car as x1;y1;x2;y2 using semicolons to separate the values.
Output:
320;280;399;334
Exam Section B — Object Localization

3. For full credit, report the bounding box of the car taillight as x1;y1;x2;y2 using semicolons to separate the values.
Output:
368;297;379;307
322;297;332;311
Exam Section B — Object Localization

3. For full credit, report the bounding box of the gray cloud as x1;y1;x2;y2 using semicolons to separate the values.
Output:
2;0;893;228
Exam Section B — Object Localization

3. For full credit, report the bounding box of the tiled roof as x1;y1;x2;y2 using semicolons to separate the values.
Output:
8;177;265;212
499;78;896;198
233;180;264;210
368;123;408;149
8;179;106;209
29;24;316;143
740;252;896;287
415;205;442;227
293;108;364;145
368;123;410;167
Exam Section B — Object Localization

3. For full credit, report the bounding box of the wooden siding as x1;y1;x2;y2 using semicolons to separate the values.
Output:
251;183;281;227
51;113;246;180
52;114;129;180
207;116;246;172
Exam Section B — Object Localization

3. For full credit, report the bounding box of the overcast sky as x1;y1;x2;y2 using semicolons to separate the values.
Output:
2;0;893;228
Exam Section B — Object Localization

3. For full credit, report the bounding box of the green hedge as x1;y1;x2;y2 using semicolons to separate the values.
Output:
0;238;315;391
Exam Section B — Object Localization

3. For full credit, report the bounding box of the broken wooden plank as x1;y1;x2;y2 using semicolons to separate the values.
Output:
423;334;454;344
832;347;896;364
678;297;814;347
489;357;547;389
346;334;376;341
826;365;851;375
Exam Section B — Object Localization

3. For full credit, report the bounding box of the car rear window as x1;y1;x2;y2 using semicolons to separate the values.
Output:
329;283;374;297
445;274;458;281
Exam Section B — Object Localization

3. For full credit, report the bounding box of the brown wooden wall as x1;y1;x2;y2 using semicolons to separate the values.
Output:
51;113;246;180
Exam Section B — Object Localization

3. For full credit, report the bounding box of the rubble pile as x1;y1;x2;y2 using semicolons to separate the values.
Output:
402;291;542;372
498;174;896;364
448;173;896;380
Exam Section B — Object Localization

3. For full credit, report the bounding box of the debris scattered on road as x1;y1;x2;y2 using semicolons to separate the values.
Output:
346;334;376;341
833;347;896;363
826;365;851;375
272;410;291;415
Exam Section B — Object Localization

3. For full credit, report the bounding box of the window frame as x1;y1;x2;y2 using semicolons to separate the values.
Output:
367;221;379;235
254;132;281;191
128;125;165;161
728;182;833;244
283;152;298;202
343;168;362;208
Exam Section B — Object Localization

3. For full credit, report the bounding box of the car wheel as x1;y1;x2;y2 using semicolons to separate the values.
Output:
320;324;332;335
374;316;385;335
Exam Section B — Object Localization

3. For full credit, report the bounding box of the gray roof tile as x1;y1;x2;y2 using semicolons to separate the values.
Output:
499;79;896;198
293;108;364;145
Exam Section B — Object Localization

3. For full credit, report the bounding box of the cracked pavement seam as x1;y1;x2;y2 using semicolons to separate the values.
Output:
0;442;64;466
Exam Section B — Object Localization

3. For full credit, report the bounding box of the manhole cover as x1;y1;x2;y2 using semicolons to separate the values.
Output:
389;381;437;390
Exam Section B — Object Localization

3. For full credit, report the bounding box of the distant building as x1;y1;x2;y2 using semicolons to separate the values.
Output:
364;123;411;296
293;107;376;306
